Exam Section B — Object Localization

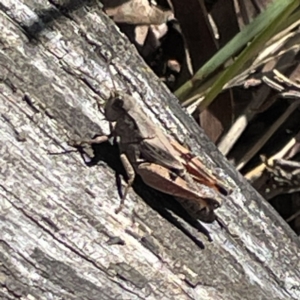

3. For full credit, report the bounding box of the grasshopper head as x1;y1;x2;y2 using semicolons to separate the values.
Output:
105;91;135;121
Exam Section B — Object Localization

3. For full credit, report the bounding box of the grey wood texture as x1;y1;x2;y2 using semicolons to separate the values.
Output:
0;1;300;299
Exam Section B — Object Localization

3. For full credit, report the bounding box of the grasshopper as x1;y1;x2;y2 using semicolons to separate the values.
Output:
72;90;231;222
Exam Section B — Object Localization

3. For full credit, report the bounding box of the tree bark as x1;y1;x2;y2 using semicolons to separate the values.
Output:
0;1;300;299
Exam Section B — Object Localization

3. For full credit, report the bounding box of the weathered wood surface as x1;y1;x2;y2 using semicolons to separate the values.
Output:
0;1;300;299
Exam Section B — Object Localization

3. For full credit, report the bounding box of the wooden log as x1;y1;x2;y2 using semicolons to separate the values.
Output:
0;1;300;299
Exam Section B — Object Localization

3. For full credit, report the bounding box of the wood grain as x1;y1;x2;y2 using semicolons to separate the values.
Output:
0;1;300;299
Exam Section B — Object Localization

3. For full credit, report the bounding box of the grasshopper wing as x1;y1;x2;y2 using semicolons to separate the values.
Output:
170;140;232;196
127;106;185;175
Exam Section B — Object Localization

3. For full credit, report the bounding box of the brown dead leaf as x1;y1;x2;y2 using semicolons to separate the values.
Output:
105;0;174;25
135;25;149;45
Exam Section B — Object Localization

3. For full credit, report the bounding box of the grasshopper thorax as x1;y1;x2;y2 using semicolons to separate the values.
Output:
105;91;136;121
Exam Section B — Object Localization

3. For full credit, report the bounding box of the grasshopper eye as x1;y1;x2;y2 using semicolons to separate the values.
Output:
105;96;125;121
112;97;124;109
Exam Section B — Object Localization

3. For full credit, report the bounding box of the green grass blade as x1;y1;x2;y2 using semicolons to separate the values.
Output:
175;0;300;103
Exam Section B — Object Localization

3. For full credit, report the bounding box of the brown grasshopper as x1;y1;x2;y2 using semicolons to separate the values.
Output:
72;89;231;222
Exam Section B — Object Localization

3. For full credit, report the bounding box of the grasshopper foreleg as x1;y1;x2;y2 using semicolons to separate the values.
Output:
68;135;110;147
115;153;135;214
